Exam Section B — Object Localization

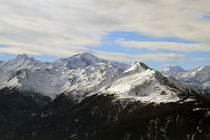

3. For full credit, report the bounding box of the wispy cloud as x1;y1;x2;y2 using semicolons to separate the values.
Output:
192;57;210;61
92;51;185;62
116;39;210;52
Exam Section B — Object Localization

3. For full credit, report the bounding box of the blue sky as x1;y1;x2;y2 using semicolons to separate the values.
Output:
0;0;210;70
88;31;210;70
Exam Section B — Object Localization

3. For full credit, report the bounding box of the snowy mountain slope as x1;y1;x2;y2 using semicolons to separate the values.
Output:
0;54;46;89
177;66;210;87
8;63;207;140
161;65;210;88
0;53;128;99
101;62;196;104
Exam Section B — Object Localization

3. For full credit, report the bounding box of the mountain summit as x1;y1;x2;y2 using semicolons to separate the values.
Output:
102;62;194;103
161;65;210;90
55;52;106;68
161;65;185;76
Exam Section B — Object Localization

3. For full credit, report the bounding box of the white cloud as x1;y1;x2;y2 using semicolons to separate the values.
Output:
192;57;210;61
0;0;209;61
0;45;185;62
116;39;210;52
91;51;185;62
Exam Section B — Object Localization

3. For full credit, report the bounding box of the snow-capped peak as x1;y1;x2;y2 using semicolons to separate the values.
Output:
14;54;41;65
68;52;99;62
15;54;38;62
175;65;210;88
161;66;185;76
17;54;29;59
124;62;151;73
161;64;210;89
54;52;108;69
75;52;97;58
102;62;193;104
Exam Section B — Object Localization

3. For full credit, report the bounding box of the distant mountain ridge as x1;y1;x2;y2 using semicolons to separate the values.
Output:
161;65;210;89
161;66;185;76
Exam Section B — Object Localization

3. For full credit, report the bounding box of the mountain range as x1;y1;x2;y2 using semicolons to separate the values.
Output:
0;53;210;140
0;53;128;100
161;65;210;95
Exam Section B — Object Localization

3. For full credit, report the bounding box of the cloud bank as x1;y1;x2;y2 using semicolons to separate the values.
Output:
116;40;210;52
0;0;210;62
